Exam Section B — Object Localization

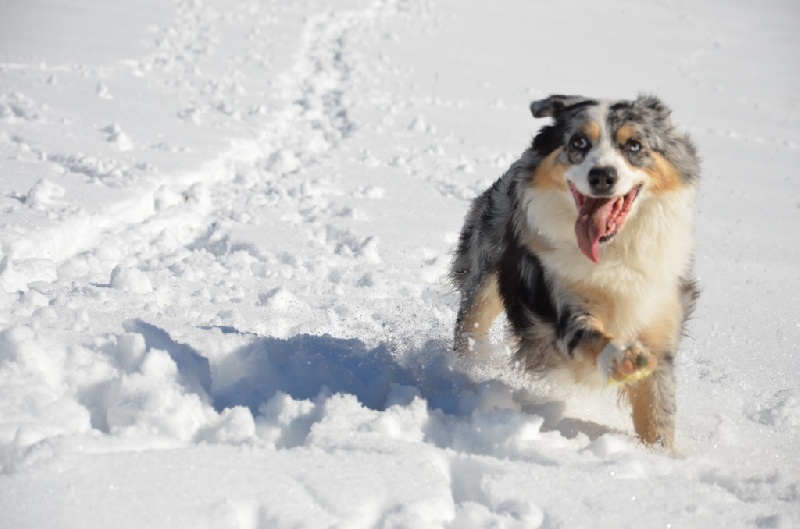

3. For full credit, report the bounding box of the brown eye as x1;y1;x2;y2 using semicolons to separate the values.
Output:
570;135;590;151
626;139;642;153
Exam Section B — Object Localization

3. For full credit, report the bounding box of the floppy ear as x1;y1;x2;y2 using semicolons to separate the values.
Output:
633;94;672;124
530;94;592;118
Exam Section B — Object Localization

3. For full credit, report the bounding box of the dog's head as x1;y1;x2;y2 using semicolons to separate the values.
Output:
526;94;699;263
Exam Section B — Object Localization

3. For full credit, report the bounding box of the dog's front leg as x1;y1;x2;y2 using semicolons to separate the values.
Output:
556;311;657;384
621;355;676;449
557;314;673;448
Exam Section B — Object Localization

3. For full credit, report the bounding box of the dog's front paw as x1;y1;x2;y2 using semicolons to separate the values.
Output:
597;341;656;385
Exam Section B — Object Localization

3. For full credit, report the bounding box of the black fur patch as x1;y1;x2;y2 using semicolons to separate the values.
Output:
497;229;557;333
531;95;599;119
531;124;564;154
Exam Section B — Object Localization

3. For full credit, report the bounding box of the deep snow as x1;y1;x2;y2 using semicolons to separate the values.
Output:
1;0;799;527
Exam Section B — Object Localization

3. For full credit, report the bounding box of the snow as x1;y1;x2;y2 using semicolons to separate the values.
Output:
1;0;799;527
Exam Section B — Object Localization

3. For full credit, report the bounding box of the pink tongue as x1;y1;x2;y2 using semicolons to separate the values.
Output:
575;197;617;263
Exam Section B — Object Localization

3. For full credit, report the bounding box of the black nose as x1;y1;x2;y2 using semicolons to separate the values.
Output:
588;166;617;195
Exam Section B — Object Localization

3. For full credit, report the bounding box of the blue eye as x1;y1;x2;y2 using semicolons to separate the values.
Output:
571;135;590;151
626;140;642;153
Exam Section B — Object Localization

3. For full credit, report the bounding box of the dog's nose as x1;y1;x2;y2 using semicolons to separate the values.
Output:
588;166;617;195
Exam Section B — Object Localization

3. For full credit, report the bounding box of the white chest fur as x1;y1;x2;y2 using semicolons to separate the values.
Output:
527;186;697;341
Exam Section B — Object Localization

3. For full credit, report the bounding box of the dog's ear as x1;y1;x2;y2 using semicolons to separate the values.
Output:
633;94;672;124
530;95;592;119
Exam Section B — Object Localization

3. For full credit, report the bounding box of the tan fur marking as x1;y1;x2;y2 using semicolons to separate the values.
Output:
623;377;673;449
580;331;612;359
562;280;616;334
645;153;684;195
530;147;567;191
582;121;602;143
457;273;503;352
615;123;638;146
637;292;683;353
566;330;612;384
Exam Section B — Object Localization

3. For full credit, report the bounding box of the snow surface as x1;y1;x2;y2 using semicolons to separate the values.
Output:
1;0;799;527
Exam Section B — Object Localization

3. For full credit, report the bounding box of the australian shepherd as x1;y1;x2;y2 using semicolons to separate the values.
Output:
450;94;700;449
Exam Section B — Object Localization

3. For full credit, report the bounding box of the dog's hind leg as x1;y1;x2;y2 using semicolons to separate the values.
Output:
620;353;676;450
454;272;503;354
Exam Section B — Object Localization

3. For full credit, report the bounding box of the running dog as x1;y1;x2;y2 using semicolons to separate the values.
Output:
450;94;700;449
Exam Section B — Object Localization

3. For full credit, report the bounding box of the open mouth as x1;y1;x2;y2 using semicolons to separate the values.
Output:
568;182;642;263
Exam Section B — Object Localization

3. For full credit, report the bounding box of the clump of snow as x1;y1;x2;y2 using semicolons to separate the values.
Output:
110;266;153;293
24;178;66;209
103;124;134;152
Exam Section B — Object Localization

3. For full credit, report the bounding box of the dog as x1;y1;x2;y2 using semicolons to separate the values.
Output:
450;94;699;449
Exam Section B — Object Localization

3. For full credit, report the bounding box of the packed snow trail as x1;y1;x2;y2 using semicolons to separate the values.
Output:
1;0;799;528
